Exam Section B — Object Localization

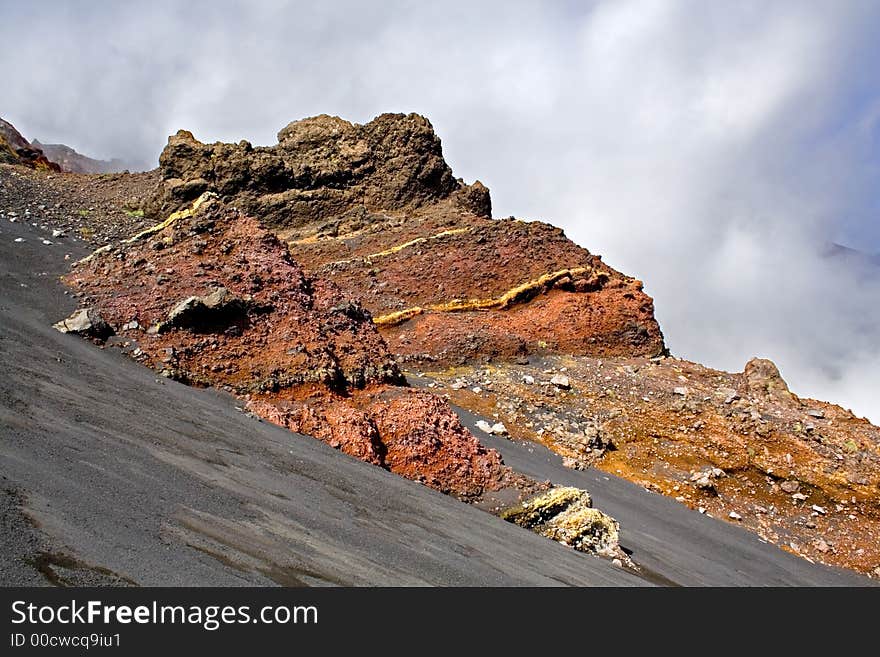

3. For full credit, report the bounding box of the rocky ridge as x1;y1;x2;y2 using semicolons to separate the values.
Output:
151;115;666;365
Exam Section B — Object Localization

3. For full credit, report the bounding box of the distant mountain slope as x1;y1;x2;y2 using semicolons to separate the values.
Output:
825;242;880;273
31;139;127;174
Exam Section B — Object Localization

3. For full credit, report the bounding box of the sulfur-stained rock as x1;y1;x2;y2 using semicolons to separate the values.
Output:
543;504;620;555
501;486;621;556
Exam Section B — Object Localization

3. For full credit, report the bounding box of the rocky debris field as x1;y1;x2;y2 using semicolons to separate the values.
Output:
419;353;880;576
1;163;158;245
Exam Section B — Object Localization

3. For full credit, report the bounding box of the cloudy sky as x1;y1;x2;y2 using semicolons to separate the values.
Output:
4;0;879;421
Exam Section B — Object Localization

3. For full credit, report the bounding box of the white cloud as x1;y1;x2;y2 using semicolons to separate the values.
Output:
3;0;879;420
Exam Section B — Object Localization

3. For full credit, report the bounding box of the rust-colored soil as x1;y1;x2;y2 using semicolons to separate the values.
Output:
423;355;880;575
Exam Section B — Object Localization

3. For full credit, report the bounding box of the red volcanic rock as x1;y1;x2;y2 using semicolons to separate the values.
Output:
143;113;664;366
65;204;402;392
293;207;666;364
62;199;512;499
249;386;514;500
369;388;513;498
248;391;387;466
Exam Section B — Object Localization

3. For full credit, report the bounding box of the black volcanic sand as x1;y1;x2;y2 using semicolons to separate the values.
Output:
0;217;646;586
414;402;873;586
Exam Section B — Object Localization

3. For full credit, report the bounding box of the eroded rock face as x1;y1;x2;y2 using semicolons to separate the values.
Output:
294;207;666;364
146;113;491;235
147;112;664;365
66;201;401;393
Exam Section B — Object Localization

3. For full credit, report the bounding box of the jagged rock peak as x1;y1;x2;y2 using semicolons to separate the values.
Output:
147;112;491;232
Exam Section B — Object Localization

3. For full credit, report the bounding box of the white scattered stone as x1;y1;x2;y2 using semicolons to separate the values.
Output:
522;375;535;385
475;420;493;434
42;239;52;245
792;492;808;501
52;229;64;238
673;386;688;396
728;511;742;520
779;480;800;493
471;386;482;394
692;475;713;490
450;381;466;390
811;504;827;515
806;408;825;419
489;422;508;436
550;374;571;389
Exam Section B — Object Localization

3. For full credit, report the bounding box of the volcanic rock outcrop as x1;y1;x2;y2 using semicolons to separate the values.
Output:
146;113;491;234
43;110;880;576
148;114;665;365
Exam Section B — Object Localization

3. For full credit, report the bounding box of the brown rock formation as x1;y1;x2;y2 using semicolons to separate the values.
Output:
146;113;491;231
